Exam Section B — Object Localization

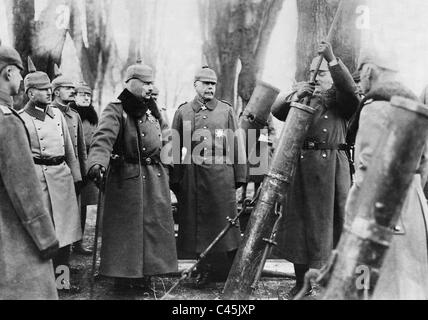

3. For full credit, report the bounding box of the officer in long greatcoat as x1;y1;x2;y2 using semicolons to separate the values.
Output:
171;66;247;286
87;61;178;293
347;50;428;300
271;41;360;297
51;68;89;255
0;44;59;300
70;81;99;255
19;58;82;291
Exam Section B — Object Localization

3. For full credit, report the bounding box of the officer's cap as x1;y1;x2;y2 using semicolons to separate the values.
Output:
357;48;399;72
24;57;52;93
194;66;217;84
125;60;154;83
75;81;92;94
0;40;24;72
52;64;75;92
310;56;329;72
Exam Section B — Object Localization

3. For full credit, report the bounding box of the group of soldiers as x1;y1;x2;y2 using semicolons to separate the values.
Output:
1;35;428;300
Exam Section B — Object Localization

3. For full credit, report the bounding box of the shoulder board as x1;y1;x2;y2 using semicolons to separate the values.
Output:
0;105;12;115
220;100;232;107
18;109;25;114
111;99;122;104
178;102;188;109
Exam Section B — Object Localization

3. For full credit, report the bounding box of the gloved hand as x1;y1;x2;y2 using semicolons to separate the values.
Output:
88;164;106;189
39;241;60;261
318;40;336;63
296;82;316;100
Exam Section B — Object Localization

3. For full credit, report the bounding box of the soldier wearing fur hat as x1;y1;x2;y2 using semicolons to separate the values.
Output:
0;43;59;300
87;61;178;293
69;81;98;255
19;57;82;293
346;49;428;299
271;41;360;298
171;66;247;286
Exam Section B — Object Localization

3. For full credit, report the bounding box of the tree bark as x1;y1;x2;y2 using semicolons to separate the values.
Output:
295;0;365;82
198;0;284;108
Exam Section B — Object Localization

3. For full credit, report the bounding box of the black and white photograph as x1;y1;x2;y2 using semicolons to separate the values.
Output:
1;0;428;308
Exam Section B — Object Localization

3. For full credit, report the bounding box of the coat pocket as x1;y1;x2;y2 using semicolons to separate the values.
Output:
111;162;141;181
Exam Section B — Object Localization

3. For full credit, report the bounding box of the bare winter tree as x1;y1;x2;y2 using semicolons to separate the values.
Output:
69;0;119;108
295;0;366;81
198;0;284;108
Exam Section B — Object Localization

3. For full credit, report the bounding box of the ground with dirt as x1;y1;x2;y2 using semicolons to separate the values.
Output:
61;206;320;301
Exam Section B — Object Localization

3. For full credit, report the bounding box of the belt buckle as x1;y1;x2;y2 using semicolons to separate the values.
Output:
145;158;152;165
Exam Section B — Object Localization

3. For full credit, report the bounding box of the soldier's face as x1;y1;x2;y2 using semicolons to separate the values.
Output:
76;91;92;107
127;79;153;100
195;81;216;101
311;70;333;92
29;88;52;105
56;86;75;103
7;66;23;96
152;92;159;102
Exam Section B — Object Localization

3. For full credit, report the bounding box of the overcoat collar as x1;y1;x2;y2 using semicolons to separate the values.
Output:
118;89;161;120
192;96;218;113
52;100;73;118
24;101;55;121
0;89;13;108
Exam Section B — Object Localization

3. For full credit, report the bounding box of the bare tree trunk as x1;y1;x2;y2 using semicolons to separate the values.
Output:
295;0;365;82
198;0;284;108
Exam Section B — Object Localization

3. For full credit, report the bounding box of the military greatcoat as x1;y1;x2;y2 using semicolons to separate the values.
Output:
346;82;428;299
19;102;82;248
171;97;247;256
272;60;359;268
0;92;58;300
88;89;178;278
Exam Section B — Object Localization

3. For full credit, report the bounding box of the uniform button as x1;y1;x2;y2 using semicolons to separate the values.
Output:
143;176;146;179
204;137;208;141
139;120;143;124
142;147;146;151
44;168;48;172
142;133;146;137
158;173;161;177
323;129;328;133
324;115;329;119
203;116;207;119
203;126;208;129
322;153;327;158
301;155;304;159
42;147;46;151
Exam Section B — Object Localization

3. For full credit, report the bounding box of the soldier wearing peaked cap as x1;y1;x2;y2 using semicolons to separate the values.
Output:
19;57;83;293
271;41;360;298
87;60;178;293
70;81;99;255
171;66;247;287
0;44;59;300
51;65;89;256
346;48;428;299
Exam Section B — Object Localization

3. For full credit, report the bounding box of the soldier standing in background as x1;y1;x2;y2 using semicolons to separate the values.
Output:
51;66;88;255
70;81;99;255
19;58;82;293
346;50;428;299
0;43;59;300
87;61;178;294
171;66;247;287
272;41;360;298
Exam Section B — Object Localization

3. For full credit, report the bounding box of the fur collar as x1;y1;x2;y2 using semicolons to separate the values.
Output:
118;89;161;120
70;102;99;125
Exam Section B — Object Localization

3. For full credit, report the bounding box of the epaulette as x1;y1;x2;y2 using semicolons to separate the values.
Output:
220;100;232;107
111;99;122;104
363;99;374;106
18;109;25;114
0;105;12;115
178;102;188;109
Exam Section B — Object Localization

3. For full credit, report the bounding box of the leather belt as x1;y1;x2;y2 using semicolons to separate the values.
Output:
303;140;349;151
34;156;66;166
123;156;160;166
